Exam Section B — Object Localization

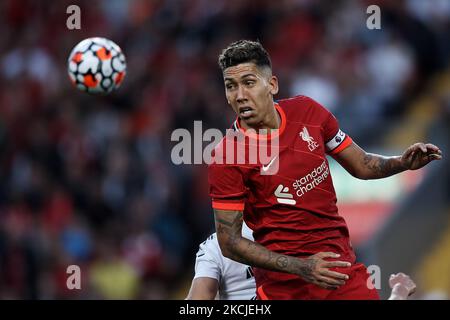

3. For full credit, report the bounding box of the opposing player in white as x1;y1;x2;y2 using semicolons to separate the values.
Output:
186;222;256;300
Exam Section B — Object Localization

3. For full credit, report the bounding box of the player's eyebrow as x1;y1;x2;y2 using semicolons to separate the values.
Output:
241;73;257;79
224;73;257;81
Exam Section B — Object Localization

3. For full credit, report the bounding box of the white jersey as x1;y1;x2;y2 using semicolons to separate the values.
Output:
194;222;256;300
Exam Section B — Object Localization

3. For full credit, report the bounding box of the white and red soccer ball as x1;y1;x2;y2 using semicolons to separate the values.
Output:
68;37;126;94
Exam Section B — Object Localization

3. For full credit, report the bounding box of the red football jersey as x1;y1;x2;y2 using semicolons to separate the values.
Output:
208;95;355;262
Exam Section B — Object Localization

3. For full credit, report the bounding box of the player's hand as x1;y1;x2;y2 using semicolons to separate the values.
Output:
298;252;351;290
389;273;416;297
401;143;442;170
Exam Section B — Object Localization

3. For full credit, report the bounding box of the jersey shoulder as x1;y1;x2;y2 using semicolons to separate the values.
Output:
194;233;223;280
277;95;332;122
197;233;222;259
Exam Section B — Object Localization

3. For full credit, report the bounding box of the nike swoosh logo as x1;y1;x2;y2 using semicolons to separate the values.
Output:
262;156;278;172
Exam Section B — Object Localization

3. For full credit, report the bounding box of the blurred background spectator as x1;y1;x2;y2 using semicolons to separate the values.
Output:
0;0;448;299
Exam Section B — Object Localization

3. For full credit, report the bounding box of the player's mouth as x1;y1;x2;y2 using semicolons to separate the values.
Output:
239;106;254;118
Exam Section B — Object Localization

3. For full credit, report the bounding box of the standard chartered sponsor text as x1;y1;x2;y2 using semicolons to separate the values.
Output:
292;160;329;197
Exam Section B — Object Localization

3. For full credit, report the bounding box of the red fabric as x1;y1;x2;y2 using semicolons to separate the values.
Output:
256;263;380;300
212;201;245;211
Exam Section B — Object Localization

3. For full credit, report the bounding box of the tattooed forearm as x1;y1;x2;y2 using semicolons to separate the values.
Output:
226;237;297;274
215;213;242;228
214;209;305;276
362;153;405;179
276;256;289;269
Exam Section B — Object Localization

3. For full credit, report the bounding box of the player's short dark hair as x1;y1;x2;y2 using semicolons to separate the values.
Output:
218;40;272;71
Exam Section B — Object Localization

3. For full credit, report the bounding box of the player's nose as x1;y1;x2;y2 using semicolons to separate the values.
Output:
236;85;247;102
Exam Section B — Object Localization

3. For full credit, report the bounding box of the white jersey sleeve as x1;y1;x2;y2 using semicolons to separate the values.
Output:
193;234;223;281
193;222;256;300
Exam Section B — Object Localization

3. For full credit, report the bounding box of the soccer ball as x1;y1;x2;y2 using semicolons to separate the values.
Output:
68;37;127;94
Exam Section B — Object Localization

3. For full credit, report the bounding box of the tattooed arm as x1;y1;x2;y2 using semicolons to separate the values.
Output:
214;209;351;290
333;142;442;180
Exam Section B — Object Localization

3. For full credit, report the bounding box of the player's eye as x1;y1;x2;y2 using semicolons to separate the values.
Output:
245;80;255;86
226;83;235;90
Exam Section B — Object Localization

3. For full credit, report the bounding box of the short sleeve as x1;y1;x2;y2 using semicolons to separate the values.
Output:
208;163;246;211
308;98;353;155
194;235;223;280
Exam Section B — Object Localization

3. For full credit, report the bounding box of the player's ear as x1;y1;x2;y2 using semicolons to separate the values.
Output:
269;75;279;95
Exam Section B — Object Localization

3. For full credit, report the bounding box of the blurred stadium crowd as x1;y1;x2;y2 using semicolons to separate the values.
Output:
0;0;448;299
